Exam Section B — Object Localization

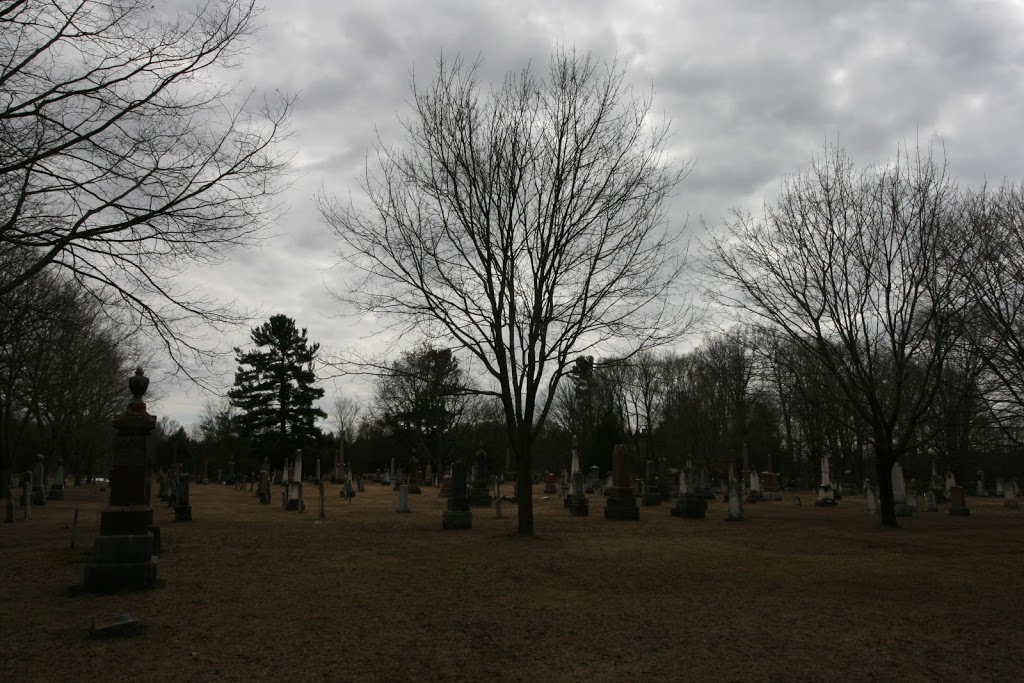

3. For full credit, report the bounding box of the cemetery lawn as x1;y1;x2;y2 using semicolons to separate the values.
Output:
2;484;1022;682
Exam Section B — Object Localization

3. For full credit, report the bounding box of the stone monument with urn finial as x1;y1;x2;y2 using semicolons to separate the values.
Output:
84;368;159;591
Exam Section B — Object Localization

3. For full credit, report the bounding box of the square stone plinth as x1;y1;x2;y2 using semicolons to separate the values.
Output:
442;509;472;530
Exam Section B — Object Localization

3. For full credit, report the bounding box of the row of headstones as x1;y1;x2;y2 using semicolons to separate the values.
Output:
4;455;70;522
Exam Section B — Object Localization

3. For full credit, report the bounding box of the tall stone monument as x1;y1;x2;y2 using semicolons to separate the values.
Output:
468;449;491;507
604;444;640;520
84;368;158;591
442;461;472;530
672;462;707;518
286;449;303;511
814;453;837;507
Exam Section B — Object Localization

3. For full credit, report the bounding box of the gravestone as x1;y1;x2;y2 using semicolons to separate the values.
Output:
84;368;159;591
439;474;452;498
815;453;837;507
258;458;271;504
357;477;365;493
925;489;938;512
174;473;192;521
891;462;907;504
31;454;46;506
567;470;589;516
543;472;558;495
396;484;411;513
286;449;303;511
865;480;878;515
671;464;707;518
47;459;65;501
893;462;912;517
1005;479;1019;509
442;462;471;529
588;465;601;494
905;485;919;512
642;459;661;506
468;449;491;507
657;457;670;501
746;470;764;503
975;470;987;497
604;444;639;520
948;486;970;516
725;480;744;522
944;470;956;496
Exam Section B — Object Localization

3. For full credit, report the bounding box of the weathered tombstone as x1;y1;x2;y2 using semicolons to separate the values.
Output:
47;459;65;501
286;449;303;511
1005;479;1019;509
944;470;956;496
672;464;707;518
441;462;471;529
815;454;837;507
568;470;589;516
976;470;987;497
468;449;491;507
657;457;670;501
725;480;744;522
31;454;46;506
865;480;878;515
174;473;192;521
892;462;912;517
439;473;452;498
746;470;764;503
604;444;640;520
948;486;970;516
905;485;919;512
543;472;558;495
357;477;365;493
396;484;411;513
891;462;907;503
925;489;938;512
588;465;601;494
642;459;661;506
84;368;159;591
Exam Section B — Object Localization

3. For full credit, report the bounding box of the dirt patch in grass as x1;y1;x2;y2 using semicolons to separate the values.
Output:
1;483;1021;682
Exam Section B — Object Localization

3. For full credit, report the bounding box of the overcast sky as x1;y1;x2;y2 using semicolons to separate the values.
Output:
157;0;1024;430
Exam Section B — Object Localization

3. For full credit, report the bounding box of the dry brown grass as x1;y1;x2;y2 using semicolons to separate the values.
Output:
1;482;1022;682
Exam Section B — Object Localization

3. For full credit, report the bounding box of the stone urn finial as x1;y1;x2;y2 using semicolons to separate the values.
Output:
127;367;149;412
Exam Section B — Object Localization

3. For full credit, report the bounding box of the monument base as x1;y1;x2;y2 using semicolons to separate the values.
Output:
47;485;65;501
442;509;472;530
949;506;971;516
604;497;639;520
568;497;589;516
671;494;707;518
642;490;661;506
83;533;158;592
173;504;192;521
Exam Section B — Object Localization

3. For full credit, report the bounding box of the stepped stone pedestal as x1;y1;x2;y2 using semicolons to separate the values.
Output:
84;368;159;592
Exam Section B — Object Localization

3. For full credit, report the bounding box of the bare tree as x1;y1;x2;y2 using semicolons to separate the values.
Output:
0;0;292;373
319;49;695;536
330;393;362;445
709;145;972;527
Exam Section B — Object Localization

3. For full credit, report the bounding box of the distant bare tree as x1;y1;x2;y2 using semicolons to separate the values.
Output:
330;393;362;445
319;49;696;536
709;145;972;527
0;0;292;373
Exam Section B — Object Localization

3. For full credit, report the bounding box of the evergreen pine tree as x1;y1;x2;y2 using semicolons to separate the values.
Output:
229;315;326;461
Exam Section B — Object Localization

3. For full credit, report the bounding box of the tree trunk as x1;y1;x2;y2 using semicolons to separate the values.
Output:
875;445;897;528
516;449;534;537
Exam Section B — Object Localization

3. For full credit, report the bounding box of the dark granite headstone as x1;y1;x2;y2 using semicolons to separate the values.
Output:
604;444;639;520
442;461;472;529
